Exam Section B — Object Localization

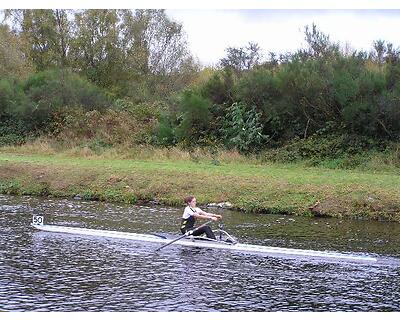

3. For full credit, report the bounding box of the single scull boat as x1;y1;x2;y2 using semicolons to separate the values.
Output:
31;216;377;262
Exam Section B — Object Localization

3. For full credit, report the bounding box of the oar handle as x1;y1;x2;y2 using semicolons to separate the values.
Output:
155;220;212;251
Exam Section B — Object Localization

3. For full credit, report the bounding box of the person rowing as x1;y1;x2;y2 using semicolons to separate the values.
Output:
180;196;222;239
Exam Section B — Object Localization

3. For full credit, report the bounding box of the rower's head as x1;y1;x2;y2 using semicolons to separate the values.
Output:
185;196;196;208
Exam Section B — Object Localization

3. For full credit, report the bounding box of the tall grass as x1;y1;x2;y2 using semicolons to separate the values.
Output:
2;137;399;172
0;138;252;163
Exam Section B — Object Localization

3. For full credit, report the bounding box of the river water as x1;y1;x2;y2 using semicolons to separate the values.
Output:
1;194;400;311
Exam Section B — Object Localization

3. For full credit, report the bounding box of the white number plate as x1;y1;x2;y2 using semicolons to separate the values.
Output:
32;215;44;225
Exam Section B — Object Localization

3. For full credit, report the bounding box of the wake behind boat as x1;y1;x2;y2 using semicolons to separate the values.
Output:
31;216;377;263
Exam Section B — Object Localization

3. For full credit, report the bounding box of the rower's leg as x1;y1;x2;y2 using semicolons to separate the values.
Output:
192;225;216;239
204;226;216;239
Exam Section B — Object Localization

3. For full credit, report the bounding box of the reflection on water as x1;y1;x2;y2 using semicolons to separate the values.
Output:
1;195;400;311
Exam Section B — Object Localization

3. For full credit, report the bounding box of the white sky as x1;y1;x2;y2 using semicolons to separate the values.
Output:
166;10;400;66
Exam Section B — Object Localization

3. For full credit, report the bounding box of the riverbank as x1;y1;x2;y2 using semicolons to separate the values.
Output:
0;151;399;222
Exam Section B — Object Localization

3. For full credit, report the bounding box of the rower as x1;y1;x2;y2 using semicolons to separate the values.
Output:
180;196;222;239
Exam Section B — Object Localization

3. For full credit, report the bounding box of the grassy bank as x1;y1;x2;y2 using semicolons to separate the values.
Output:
0;150;399;222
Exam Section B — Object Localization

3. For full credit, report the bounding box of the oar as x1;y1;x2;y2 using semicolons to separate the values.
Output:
155;220;213;251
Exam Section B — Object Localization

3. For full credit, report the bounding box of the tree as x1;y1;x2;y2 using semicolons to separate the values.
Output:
0;24;33;79
71;10;122;90
220;42;262;73
2;9;198;101
371;40;386;66
120;10;193;75
4;9;72;70
53;9;71;68
119;9;198;100
369;40;400;68
293;24;339;61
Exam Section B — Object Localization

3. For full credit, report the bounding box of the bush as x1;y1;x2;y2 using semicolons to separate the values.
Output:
175;90;211;145
0;70;112;137
0;133;25;146
0;79;30;119
235;68;280;109
113;99;161;121
52;106;158;147
23;69;110;110
0;115;31;146
222;102;267;153
200;71;234;105
155;111;177;146
262;134;384;166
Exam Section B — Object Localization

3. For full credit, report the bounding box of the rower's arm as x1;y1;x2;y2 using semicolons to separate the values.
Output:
197;210;222;220
192;212;218;221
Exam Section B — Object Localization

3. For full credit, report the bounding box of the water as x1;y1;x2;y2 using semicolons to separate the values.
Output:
1;194;400;311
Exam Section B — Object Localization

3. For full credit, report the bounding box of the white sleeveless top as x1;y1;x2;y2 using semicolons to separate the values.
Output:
182;206;199;219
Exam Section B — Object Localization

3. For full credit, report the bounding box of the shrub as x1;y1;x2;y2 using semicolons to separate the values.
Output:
262;133;384;167
23;69;110;114
155;111;177;146
52;106;158;147
0;70;112;136
222;102;267;153
175;90;211;145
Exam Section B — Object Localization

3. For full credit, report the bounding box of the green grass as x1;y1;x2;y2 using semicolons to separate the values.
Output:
0;152;399;221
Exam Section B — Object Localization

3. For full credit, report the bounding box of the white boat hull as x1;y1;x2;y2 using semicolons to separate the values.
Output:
32;224;377;262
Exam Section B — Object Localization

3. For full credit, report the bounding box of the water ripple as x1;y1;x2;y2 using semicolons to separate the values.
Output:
1;195;400;311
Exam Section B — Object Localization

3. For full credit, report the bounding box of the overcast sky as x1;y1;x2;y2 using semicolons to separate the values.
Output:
166;10;400;66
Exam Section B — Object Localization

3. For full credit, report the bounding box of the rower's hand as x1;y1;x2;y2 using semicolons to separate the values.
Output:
211;217;218;221
216;215;223;220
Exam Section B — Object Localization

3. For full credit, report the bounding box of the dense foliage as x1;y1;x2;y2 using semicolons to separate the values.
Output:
1;11;399;163
160;24;400;153
0;69;110;144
